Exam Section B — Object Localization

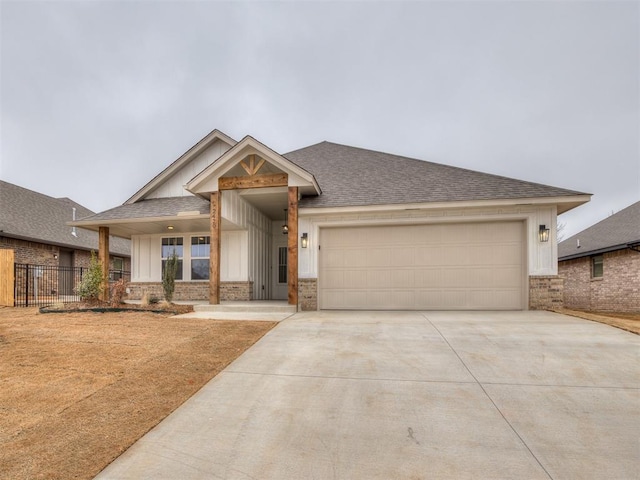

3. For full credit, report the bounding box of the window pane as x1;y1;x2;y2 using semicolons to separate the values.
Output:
191;236;210;258
191;259;210;280
162;259;183;280
592;255;603;278
162;237;183;258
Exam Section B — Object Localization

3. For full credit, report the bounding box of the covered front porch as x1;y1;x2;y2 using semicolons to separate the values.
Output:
77;135;320;309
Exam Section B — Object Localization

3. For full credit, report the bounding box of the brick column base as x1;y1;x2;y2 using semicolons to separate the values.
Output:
298;278;317;311
529;276;564;310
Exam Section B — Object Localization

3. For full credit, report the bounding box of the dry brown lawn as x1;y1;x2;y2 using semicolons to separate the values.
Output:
0;307;276;480
555;308;640;335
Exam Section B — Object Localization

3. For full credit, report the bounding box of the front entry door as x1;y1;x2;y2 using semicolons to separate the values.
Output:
272;240;288;300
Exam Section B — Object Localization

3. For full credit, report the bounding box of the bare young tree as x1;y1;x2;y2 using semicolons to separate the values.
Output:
557;222;567;242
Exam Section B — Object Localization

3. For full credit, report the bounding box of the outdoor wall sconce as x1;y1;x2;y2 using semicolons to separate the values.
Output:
539;224;550;242
167;225;174;230
301;233;308;248
282;209;289;235
53;254;58;260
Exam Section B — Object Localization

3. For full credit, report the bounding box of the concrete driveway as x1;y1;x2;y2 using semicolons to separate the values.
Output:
95;311;639;479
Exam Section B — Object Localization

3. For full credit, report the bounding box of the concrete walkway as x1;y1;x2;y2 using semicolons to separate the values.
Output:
95;311;639;479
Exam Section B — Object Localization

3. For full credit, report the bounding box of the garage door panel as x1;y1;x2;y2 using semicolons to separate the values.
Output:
440;247;469;266
493;267;522;287
367;248;392;267
391;248;414;267
414;269;445;288
320;222;524;310
389;269;415;288
325;250;346;268
415;247;442;265
366;269;390;288
345;270;368;287
343;250;369;268
323;270;345;289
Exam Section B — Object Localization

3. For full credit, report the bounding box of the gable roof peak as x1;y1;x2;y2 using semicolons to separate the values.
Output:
186;134;321;196
125;128;237;205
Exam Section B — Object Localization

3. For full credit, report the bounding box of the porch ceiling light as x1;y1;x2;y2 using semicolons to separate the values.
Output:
282;209;288;235
538;224;550;242
301;233;308;248
167;225;174;230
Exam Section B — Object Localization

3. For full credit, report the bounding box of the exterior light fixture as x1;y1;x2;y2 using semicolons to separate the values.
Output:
301;233;308;248
282;209;289;235
53;253;58;260
538;224;550;242
167;225;174;230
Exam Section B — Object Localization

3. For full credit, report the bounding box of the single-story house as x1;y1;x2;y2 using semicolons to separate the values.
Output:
558;201;639;313
0;180;130;271
72;129;590;311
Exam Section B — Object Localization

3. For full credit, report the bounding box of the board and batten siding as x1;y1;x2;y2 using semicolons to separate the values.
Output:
130;190;271;300
222;190;271;299
146;139;233;199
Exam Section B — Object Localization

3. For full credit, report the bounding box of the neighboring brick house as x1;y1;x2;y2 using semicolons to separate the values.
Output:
558;201;640;313
0;180;131;272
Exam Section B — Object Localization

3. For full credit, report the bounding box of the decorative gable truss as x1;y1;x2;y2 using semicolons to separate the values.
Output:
186;135;320;197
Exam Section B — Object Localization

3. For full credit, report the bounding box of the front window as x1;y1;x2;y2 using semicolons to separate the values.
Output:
162;237;183;280
191;236;210;280
591;255;603;278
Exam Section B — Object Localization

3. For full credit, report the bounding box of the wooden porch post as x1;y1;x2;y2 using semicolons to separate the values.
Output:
209;191;221;304
98;227;110;302
287;187;298;306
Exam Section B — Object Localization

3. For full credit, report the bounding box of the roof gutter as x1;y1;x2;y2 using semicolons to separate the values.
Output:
559;241;640;261
300;195;591;216
628;241;640;253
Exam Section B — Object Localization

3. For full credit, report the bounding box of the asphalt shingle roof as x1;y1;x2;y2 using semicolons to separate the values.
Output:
0;180;130;256
558;201;640;260
76;196;210;223
284;142;586;208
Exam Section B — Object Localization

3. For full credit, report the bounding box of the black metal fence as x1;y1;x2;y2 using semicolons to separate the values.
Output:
14;263;131;307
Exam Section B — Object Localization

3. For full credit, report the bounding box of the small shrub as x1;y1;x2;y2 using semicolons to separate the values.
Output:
110;279;127;306
162;252;179;303
76;251;104;303
141;291;159;306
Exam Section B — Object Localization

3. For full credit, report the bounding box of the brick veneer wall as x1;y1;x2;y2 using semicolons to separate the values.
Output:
0;236;130;271
559;249;640;313
221;282;253;301
298;278;317;311
1;237;58;265
127;281;253;302
529;276;564;310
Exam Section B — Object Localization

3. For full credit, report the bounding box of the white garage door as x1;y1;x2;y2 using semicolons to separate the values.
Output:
319;222;525;310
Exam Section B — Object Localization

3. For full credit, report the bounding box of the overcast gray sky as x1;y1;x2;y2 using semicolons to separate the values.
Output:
1;0;638;238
